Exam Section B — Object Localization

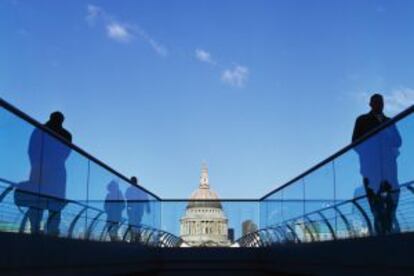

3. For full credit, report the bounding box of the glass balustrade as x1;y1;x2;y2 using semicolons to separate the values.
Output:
241;104;414;247
1;97;414;248
0;99;175;247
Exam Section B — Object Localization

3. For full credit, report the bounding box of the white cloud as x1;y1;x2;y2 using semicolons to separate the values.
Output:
194;49;249;87
85;4;167;56
221;65;249;88
384;88;414;114
106;22;132;43
86;4;103;26
195;49;215;65
133;25;168;56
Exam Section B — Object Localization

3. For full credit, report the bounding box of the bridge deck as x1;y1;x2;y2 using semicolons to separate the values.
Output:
2;232;414;275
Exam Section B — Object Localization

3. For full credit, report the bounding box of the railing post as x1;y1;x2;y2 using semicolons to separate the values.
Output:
317;211;337;240
68;206;88;238
85;211;105;239
352;199;374;236
0;186;14;203
333;206;354;238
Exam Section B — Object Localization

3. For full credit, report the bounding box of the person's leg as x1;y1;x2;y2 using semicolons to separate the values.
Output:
131;225;139;242
108;222;119;241
137;213;144;243
129;210;143;243
134;227;142;243
379;181;399;234
111;222;119;241
127;212;136;242
130;226;140;242
27;207;43;234
386;188;400;234
364;178;383;235
371;202;384;235
106;222;112;240
382;158;401;234
46;210;61;236
128;225;134;242
105;222;112;240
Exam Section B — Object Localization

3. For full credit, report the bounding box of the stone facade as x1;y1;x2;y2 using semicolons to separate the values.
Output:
180;164;230;247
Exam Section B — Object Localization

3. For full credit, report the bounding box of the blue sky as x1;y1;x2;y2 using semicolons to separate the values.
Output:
1;0;414;199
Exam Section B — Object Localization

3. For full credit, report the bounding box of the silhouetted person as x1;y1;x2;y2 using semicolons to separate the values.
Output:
125;176;151;242
19;111;72;235
104;180;125;241
352;94;402;235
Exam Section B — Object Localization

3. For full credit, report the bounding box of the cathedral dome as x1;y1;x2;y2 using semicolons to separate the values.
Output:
180;163;230;247
187;164;222;209
188;188;222;209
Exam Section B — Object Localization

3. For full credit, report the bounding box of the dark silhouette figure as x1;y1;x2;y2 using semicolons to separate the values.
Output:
125;177;151;242
104;180;125;241
16;111;72;235
352;94;402;235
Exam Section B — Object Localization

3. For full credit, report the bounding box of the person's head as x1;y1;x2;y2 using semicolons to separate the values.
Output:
107;180;119;193
369;93;384;114
48;111;65;127
130;176;138;185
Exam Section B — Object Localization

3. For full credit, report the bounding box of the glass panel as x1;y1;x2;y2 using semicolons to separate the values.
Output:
393;116;414;234
40;131;89;237
307;211;334;241
256;110;414;244
161;201;187;239
86;209;107;241
0;103;165;245
335;151;363;202
351;196;374;236
336;202;363;238
0;107;37;234
222;201;259;241
62;151;89;238
392;116;414;185
260;191;282;228
395;185;414;233
304;163;334;215
122;178;160;231
88;162;125;242
2;98;414;247
347;119;404;236
280;180;304;223
88;162;161;243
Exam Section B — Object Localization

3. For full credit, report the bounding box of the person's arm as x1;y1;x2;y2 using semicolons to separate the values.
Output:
61;131;72;160
28;129;42;164
383;116;402;148
352;116;363;143
391;124;402;148
104;199;109;213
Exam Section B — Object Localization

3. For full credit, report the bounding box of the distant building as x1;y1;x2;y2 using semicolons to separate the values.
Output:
228;228;234;243
180;164;231;247
242;220;258;236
